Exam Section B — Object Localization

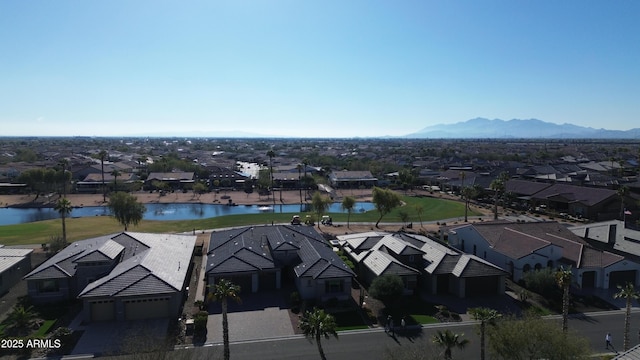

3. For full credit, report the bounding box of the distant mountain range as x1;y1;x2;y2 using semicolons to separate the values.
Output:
406;118;640;139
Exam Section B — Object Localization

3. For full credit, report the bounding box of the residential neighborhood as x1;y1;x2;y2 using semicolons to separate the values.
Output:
1;136;640;358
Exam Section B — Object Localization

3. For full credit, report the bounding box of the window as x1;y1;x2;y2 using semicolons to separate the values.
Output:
325;280;344;293
38;279;60;293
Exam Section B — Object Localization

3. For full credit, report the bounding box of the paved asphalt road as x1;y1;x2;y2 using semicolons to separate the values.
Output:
178;309;640;360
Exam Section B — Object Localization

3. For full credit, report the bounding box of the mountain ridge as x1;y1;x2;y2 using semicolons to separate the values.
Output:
405;118;640;139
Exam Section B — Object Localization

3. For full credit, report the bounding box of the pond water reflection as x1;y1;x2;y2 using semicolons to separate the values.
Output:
0;202;375;226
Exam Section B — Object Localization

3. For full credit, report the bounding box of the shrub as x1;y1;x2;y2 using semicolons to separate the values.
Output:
523;268;558;297
193;311;209;332
369;275;404;304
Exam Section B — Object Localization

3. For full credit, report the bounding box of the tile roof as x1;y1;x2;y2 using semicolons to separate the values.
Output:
361;250;420;277
461;221;623;269
342;231;507;279
0;248;32;273
531;183;616;206
25;232;196;299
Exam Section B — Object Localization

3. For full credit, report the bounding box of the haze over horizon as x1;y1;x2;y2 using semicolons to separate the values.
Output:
1;1;639;138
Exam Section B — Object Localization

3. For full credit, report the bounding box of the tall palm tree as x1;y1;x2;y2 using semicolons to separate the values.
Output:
98;150;108;202
208;279;241;360
267;150;275;208
297;163;303;205
58;158;69;197
432;329;469;360
489;179;503;220
617;185;629;221
461;187;474;222
54;197;73;243
302;158;309;200
468;307;499;360
489;172;509;220
614;282;639;351
415;204;424;228
299;307;338;360
555;266;572;332
110;169;121;193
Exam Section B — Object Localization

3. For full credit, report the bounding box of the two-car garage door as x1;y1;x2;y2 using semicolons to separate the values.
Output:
124;297;170;320
90;297;171;321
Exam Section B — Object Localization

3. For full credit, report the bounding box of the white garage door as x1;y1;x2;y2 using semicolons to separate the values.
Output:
124;297;170;320
90;300;115;322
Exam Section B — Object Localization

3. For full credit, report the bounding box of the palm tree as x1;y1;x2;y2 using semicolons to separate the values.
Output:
299;307;338;360
415;204;424;228
461;187;474;222
54;197;73;243
341;196;355;228
6;305;38;336
302;158;309;199
208;279;242;360
432;329;469;360
618;185;629;221
468;307;499;360
614;282;639;351
110;169;121;193
267;150;275;208
489;179;503;220
297;163;303;205
98;150;108;202
58;158;69;197
555;266;572;332
489;172;509;220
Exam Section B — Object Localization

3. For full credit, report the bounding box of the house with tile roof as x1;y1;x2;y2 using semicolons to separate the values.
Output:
24;232;196;322
446;221;640;289
528;183;619;220
205;225;355;302
328;170;377;189
0;245;33;295
337;231;507;298
146;172;196;190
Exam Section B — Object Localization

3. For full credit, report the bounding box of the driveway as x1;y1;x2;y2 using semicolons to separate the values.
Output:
205;289;296;343
71;319;170;356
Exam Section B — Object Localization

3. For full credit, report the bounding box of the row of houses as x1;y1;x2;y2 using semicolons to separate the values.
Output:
15;218;640;324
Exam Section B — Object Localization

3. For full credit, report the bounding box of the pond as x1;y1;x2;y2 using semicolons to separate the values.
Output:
0;202;375;226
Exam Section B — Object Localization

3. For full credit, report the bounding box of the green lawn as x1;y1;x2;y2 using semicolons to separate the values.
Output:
386;295;440;325
332;310;369;331
0;195;481;246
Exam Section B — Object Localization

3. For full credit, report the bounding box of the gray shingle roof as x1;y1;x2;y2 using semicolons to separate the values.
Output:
207;225;354;280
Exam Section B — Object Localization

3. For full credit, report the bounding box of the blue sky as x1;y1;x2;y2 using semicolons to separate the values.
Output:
1;1;638;138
